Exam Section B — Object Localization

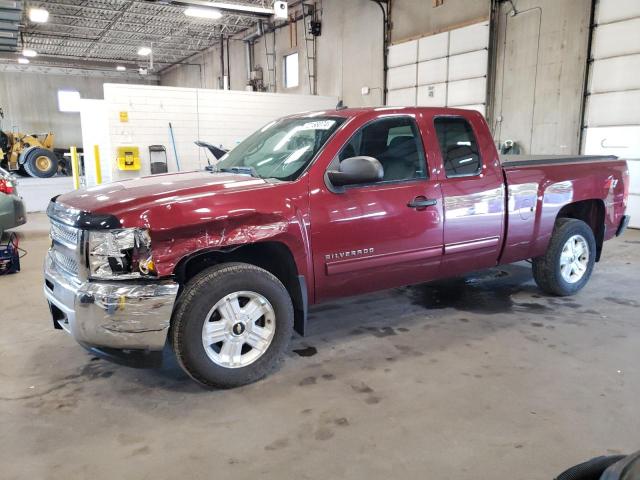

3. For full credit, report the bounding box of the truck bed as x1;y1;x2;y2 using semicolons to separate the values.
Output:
500;154;618;168
499;153;628;265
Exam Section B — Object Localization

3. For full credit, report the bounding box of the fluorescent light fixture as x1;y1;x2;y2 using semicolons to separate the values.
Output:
191;2;273;15
17;57;29;64
116;65;126;71
28;7;49;23
137;46;152;56
184;7;223;19
22;48;38;57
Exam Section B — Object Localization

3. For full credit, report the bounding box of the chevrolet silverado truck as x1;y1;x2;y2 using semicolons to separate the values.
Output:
44;107;630;388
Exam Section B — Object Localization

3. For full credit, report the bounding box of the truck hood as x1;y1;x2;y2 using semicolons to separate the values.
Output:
55;170;274;219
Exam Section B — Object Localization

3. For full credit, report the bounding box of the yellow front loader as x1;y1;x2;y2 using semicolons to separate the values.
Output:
0;108;59;178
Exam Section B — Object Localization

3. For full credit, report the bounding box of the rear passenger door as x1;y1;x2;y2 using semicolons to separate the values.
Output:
432;115;505;274
310;115;444;302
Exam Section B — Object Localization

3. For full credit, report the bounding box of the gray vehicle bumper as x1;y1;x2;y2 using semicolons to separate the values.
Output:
44;250;179;351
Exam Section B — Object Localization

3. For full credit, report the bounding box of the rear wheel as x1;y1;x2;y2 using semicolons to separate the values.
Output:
532;218;596;296
23;148;58;178
171;262;294;388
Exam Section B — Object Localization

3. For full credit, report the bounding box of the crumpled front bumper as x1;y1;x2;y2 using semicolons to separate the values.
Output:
44;250;179;351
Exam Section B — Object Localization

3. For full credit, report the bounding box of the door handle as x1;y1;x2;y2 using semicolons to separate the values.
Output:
407;197;438;209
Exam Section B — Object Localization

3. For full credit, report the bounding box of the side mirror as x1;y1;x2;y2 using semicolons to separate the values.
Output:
327;156;384;187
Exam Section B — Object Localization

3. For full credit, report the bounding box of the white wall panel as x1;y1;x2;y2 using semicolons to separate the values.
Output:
591;18;640;59
583;126;640;159
626;156;640;227
387;87;417;106
418;31;448;61
447;77;486;106
388;21;487;108
388;40;418;67
417;83;447;107
97;84;337;181
387;64;417;90
448;50;488;81
449;21;489;55
596;0;640;25
80;99;112;186
627;194;640;228
454;104;486;116
590;54;640;93
584;6;640;228
417;58;447;86
585;90;640;127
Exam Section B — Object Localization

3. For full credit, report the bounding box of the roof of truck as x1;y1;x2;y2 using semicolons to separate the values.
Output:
287;106;483;120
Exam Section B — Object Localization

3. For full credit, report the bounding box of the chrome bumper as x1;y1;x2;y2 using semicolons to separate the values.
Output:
44;250;179;351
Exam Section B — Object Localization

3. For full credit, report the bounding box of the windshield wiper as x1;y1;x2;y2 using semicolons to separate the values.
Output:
216;166;260;178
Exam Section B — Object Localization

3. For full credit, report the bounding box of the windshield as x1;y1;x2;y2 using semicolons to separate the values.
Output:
215;116;345;180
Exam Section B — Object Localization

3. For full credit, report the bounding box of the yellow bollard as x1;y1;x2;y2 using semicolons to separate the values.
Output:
93;145;102;185
70;146;80;190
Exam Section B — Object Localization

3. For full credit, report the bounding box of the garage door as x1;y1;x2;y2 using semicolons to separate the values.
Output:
582;0;640;228
386;21;489;116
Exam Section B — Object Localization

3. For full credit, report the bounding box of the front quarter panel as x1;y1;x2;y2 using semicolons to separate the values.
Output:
121;181;312;288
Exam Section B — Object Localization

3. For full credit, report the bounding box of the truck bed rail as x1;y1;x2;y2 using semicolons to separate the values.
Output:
500;154;618;168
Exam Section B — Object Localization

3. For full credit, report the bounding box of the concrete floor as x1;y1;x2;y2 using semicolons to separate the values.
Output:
1;213;639;480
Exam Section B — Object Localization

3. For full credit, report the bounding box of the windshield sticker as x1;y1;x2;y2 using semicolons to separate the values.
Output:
300;120;336;130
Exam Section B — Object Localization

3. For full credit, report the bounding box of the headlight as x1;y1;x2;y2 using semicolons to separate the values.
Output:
88;228;156;280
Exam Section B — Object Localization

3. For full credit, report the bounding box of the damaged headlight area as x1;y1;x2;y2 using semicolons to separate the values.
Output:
88;228;156;280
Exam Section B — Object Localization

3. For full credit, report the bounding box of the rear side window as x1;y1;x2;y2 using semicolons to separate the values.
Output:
434;117;481;177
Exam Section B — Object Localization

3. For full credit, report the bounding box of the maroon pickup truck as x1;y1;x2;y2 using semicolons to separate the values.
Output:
44;107;630;388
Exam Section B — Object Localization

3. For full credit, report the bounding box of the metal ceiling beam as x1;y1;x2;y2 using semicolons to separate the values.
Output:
24;33;210;56
43;14;254;32
15;0;265;69
83;0;135;58
0;59;160;80
26;26;226;46
163;0;274;18
43;0;268;20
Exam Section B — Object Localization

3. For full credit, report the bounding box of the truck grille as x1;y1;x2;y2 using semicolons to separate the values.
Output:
52;248;80;275
50;220;79;250
47;203;84;279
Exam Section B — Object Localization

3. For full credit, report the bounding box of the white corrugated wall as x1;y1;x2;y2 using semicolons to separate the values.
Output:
386;21;489;116
582;0;640;228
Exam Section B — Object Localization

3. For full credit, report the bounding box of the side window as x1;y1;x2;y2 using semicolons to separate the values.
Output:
338;117;427;182
434;117;481;177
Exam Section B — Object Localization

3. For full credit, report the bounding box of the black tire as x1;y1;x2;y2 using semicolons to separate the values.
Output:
171;262;294;388
532;218;596;296
23;148;58;178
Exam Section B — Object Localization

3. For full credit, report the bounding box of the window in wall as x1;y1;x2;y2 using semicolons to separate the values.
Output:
338;116;427;182
57;90;81;112
434;117;481;177
283;52;299;88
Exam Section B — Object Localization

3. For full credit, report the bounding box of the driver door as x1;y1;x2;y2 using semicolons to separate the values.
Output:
309;114;444;302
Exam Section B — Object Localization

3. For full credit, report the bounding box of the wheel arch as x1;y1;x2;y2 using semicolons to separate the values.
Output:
174;241;308;335
555;199;605;261
17;145;39;165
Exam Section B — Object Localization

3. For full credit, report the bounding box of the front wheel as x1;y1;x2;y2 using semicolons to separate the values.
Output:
171;262;294;388
532;218;596;296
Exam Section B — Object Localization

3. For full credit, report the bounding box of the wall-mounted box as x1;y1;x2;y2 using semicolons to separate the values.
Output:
116;146;140;171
